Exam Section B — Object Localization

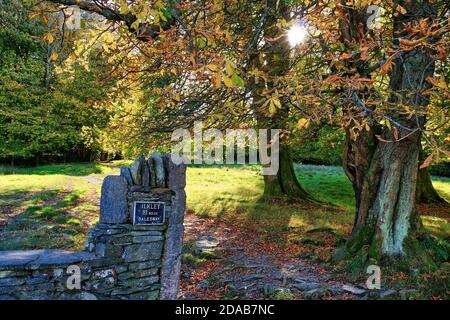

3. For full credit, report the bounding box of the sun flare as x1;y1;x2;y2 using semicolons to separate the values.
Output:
287;23;308;47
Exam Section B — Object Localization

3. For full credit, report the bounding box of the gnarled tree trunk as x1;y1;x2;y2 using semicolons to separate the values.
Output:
339;0;439;270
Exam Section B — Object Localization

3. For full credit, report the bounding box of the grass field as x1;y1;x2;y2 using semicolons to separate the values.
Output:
0;162;449;252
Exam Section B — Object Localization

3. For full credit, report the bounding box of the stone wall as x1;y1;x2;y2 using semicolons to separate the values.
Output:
0;154;186;300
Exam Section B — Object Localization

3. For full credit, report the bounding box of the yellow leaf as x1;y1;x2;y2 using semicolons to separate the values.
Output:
297;118;310;129
29;12;40;20
272;97;281;109
385;119;391;129
44;33;54;44
397;5;407;15
223;76;234;88
268;101;276;114
225;60;234;76
49;52;58;62
207;64;219;72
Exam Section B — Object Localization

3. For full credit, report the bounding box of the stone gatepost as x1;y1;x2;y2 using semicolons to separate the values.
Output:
85;153;186;300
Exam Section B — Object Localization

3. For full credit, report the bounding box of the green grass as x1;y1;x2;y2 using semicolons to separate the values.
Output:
0;162;448;251
0;162;121;250
185;165;354;246
432;176;450;201
0;162;116;176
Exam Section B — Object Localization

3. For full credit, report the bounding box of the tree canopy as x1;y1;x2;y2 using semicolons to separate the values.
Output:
1;0;449;270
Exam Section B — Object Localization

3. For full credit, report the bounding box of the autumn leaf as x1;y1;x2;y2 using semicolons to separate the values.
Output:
340;52;354;60
272;97;281;109
268;102;276;114
225;60;234;76
393;127;399;141
397;4;407;15
223;76;233;88
207;64;219;72
419;154;434;170
380;52;398;72
385;119;392;130
297;118;310;129
43;33;54;44
49;51;58;62
212;74;222;89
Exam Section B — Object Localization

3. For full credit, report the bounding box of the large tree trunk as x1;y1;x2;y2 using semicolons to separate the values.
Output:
338;0;439;270
416;146;448;205
263;144;314;202
343;126;379;230
250;0;314;203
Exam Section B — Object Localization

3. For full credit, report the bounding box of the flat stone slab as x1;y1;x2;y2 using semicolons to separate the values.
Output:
195;239;220;250
342;284;366;295
100;175;129;224
0;250;97;270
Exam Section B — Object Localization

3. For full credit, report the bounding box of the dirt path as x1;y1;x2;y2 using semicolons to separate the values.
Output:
179;213;390;300
79;170;395;300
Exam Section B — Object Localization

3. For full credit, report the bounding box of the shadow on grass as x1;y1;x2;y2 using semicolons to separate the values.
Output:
0;189;97;251
0;162;114;176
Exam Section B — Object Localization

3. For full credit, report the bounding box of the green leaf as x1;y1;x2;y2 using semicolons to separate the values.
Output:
225;60;234;76
231;73;244;88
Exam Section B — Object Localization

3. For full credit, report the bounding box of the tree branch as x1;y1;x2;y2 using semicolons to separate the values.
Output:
46;0;176;41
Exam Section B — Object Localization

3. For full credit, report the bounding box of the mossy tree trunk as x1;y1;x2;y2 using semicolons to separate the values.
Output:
346;130;428;259
263;144;314;202
340;0;439;270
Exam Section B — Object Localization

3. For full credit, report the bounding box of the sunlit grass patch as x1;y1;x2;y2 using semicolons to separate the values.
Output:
0;162;448;253
433;177;450;202
0;162;115;176
0;164;104;250
185;165;355;246
422;216;450;240
0;187;95;250
185;165;263;218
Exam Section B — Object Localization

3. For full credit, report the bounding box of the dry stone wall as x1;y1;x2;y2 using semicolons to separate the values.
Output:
0;154;186;300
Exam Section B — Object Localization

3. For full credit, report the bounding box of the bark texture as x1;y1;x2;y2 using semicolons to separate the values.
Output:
339;0;439;270
263;145;313;202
